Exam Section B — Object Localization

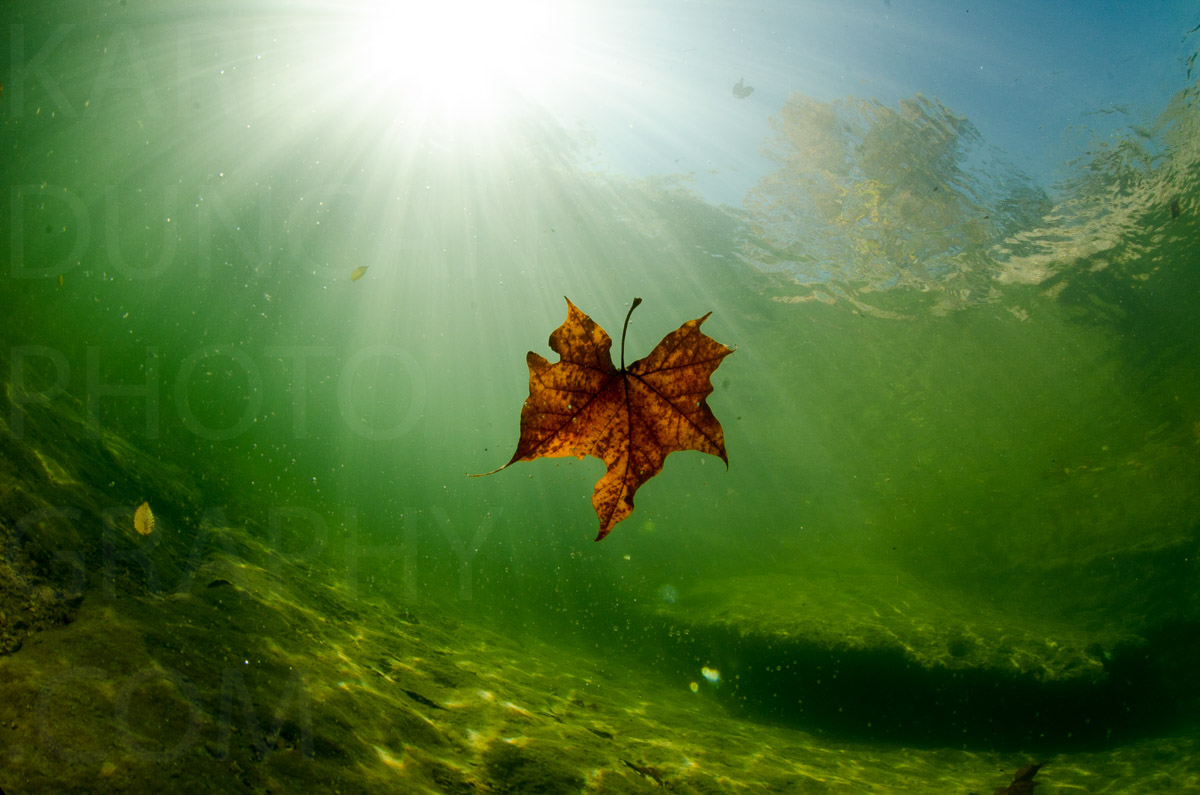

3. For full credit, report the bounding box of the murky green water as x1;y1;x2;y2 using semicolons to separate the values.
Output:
3;1;1200;792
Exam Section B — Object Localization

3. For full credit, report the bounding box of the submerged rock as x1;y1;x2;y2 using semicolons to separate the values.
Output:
483;741;584;795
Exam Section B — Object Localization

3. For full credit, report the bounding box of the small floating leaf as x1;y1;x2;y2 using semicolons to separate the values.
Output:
350;266;369;281
133;501;155;536
994;762;1044;794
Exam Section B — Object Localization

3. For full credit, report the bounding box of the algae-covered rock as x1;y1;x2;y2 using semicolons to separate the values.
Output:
483;740;584;794
651;569;1127;683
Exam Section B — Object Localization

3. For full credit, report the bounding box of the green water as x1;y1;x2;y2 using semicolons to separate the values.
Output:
3;1;1200;792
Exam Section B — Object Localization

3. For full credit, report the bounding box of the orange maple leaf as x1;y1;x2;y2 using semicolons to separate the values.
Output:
476;297;734;540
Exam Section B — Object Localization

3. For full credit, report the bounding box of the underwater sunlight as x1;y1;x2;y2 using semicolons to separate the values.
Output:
341;0;582;123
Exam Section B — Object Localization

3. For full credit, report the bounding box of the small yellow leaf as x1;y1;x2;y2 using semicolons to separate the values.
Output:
134;501;155;536
350;266;369;281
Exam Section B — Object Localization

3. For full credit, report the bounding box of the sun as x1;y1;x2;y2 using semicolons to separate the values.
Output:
343;0;580;123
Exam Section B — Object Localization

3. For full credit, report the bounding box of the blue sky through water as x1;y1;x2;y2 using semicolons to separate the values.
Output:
564;0;1198;205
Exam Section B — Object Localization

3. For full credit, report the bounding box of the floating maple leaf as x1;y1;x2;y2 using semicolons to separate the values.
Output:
475;298;734;540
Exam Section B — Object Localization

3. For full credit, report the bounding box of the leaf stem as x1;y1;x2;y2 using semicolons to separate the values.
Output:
620;297;643;370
